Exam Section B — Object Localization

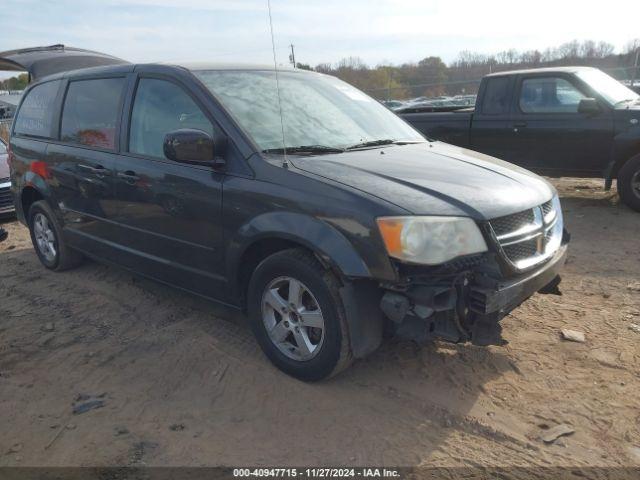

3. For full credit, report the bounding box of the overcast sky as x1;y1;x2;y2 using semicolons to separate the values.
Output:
1;0;638;79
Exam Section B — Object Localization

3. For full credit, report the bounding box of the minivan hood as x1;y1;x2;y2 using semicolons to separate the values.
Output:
292;142;554;220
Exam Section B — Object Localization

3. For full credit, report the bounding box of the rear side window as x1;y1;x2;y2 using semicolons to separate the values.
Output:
61;78;125;150
129;78;214;159
481;77;511;115
13;80;61;138
519;77;586;114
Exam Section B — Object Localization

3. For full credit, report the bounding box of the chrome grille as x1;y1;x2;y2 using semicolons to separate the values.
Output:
502;240;538;262
490;209;534;237
0;186;13;209
489;197;563;271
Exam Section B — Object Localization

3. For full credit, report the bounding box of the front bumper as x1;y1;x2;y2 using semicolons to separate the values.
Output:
469;242;567;316
380;238;569;346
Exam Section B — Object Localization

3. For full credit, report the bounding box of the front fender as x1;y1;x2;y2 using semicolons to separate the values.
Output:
607;125;640;185
226;212;372;291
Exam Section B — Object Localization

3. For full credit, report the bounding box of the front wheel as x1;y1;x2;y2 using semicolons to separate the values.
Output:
247;248;352;381
618;155;640;212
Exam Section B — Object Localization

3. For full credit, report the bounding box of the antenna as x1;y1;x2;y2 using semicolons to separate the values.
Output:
266;0;289;168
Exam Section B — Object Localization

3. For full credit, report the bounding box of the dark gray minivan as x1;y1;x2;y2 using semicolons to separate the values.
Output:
9;63;569;380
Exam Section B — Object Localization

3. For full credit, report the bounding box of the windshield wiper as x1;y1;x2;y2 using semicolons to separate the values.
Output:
262;145;345;155
345;139;397;150
614;98;635;106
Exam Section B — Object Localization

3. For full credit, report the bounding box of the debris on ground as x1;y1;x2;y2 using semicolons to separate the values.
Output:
541;424;575;444
115;426;129;436
561;329;586;343
627;282;640;292
41;322;55;332
629;324;640;334
7;443;23;454
169;423;186;431
72;394;107;415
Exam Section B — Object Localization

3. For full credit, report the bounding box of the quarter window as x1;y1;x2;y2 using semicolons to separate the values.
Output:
129;78;214;159
13;80;61;138
519;77;586;113
481;77;511;115
61;78;125;150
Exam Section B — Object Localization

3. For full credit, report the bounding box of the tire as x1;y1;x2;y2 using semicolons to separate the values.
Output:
28;200;83;271
247;248;352;381
617;155;640;212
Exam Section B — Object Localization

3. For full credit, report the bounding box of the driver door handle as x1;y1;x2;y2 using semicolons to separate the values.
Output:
513;121;527;132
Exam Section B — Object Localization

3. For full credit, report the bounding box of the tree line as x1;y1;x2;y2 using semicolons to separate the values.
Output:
0;72;28;92
300;39;640;100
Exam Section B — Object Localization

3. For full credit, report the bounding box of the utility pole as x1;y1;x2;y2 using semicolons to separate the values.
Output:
289;44;296;68
632;48;639;88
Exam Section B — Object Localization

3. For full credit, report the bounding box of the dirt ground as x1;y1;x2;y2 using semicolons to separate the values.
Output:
0;177;639;469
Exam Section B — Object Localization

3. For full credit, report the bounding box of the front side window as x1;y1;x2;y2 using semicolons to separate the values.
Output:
129;78;214;159
61;78;125;150
519;77;586;114
194;70;424;151
14;80;61;138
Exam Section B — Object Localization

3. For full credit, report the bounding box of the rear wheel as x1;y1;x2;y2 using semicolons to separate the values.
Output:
28;200;83;271
618;155;640;212
247;248;352;381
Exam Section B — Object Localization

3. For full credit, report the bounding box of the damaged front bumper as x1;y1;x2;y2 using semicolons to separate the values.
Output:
380;241;569;347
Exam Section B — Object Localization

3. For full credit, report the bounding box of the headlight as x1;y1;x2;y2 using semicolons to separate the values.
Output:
376;216;488;265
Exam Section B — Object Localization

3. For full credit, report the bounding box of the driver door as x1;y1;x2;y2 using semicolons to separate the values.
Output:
112;76;226;298
508;74;613;175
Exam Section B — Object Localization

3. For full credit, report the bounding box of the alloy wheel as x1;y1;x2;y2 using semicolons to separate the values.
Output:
33;213;57;263
632;170;640;199
261;276;325;361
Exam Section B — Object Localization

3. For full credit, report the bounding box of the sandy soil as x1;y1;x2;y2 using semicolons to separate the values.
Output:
0;178;639;468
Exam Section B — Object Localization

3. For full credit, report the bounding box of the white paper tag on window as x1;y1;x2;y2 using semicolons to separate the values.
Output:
333;84;371;102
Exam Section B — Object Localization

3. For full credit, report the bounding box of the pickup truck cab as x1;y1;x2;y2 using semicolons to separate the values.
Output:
400;67;640;211
9;62;568;380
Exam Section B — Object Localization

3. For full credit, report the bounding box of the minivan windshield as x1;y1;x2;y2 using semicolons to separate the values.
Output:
194;69;425;152
576;69;640;106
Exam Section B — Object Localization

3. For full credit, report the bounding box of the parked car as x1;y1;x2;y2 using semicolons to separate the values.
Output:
399;67;640;211
9;63;568;380
0;138;15;217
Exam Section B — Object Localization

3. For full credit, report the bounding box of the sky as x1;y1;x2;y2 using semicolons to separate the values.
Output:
1;0;639;79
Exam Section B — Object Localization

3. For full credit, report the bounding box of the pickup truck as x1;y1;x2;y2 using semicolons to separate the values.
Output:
399;67;640;211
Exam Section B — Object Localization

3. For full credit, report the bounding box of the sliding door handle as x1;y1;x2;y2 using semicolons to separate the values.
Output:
117;171;140;182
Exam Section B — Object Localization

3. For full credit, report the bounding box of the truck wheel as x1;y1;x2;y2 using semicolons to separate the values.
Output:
247;248;352;381
618;155;640;212
28;200;83;271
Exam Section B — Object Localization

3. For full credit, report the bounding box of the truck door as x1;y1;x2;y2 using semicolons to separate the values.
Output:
507;74;613;176
469;75;518;161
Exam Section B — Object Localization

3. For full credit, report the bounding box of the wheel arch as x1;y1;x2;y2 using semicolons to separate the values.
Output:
606;132;640;188
19;175;49;224
227;212;372;306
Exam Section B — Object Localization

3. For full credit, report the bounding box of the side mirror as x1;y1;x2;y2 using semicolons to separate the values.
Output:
163;129;225;168
577;98;601;115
